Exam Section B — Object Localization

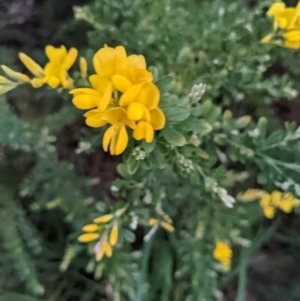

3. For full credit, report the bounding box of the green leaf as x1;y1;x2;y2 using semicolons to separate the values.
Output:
162;127;187;146
155;76;175;94
178;116;212;135
117;163;131;179
162;106;190;122
160;94;179;106
123;229;136;243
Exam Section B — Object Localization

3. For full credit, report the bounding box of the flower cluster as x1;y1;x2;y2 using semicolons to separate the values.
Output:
239;189;300;219
78;214;118;261
262;1;300;49
70;45;166;155
1;45;78;90
213;241;233;272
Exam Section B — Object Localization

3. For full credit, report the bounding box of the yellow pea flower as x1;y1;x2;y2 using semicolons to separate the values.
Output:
93;214;114;224
213;241;232;272
19;45;77;89
271;190;282;206
148;218;157;226
78;233;99;243
260;193;271;207
148;214;175;233
109;224;118;246
238;188;265;202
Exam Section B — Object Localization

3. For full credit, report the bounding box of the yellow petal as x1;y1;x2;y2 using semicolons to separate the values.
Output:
82;224;99;232
260;193;271;207
46;76;60;88
31;78;45;88
112;74;133;93
1;65;30;82
160;221;175;232
127;54;146;69
89;74;112;95
93;214;114;223
127;102;146;121
72;95;101;110
271;190;282;207
267;2;285;17
119;83;144;106
80;57;88;78
96;245;105;261
136;82;159;110
19;53;44;78
86;112;107;128
109;224;118;246
0;76;13;85
133;121;154;143
114;46;128;71
117;124;128;155
93;46;115;78
262;206;276;219
130;69;153;84
97;82;113;112
63;48;78;70
78;233;99;243
70;88;100;96
103;125;116;152
103;242;112;257
45;45;67;63
283;30;300;42
284;40;300;49
150;107;166;130
149;218;157;226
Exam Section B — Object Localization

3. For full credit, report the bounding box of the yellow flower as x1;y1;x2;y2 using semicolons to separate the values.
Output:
283;30;300;49
18;45;77;89
71;44;166;155
213;241;232;272
78;233;99;243
109;224;118;246
93;214;114;223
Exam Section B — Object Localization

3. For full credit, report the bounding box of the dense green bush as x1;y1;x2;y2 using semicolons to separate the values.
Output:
1;0;300;300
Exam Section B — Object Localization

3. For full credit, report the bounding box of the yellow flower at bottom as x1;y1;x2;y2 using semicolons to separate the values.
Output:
213;241;232;272
95;240;113;261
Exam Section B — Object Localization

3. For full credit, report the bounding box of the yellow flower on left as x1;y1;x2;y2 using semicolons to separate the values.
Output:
19;45;78;89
